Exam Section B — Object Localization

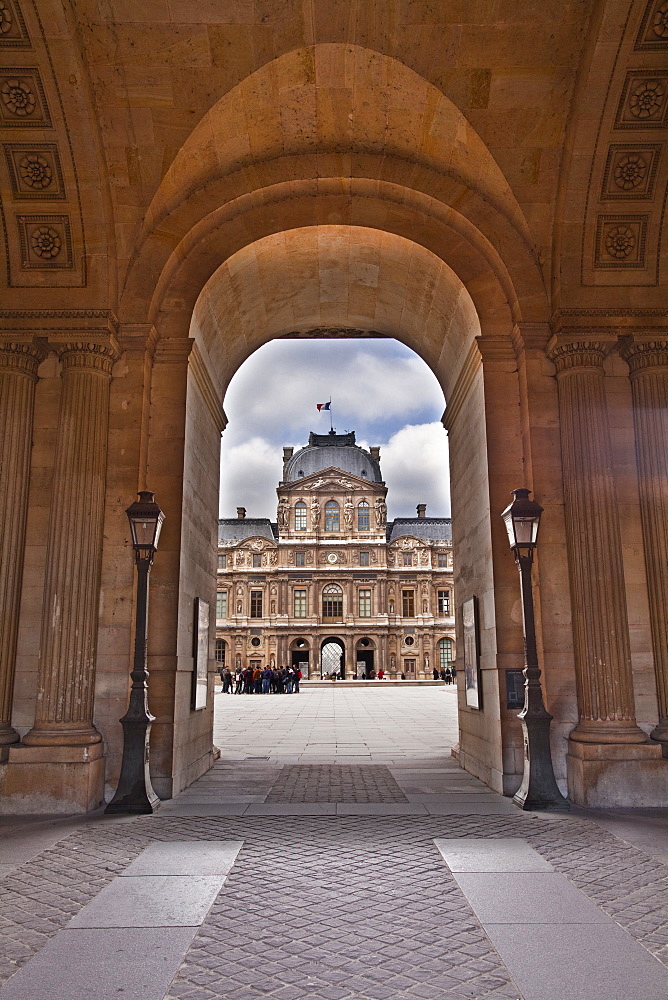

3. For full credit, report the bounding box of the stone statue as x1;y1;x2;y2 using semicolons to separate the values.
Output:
310;497;320;528
277;497;289;529
374;497;387;528
343;496;354;529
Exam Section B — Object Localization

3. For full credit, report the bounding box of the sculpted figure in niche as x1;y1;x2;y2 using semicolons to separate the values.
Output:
277;498;289;529
374;497;387;528
269;550;278;565
310;498;320;528
420;548;429;565
343;496;354;529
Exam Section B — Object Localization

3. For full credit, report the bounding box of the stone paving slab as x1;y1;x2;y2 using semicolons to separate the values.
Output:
69;874;227;928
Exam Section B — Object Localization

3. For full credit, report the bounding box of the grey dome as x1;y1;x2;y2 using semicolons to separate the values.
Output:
284;431;382;483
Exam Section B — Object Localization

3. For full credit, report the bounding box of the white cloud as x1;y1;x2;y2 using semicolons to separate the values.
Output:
219;340;450;519
379;423;451;518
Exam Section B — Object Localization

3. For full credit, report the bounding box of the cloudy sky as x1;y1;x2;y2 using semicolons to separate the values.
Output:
219;338;450;520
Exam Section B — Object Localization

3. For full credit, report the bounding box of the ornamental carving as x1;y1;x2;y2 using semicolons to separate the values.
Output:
594;216;647;269
31;225;61;259
0;1;28;45
636;1;668;48
20;153;52;189
547;340;612;373
17;215;73;270
601;145;660;200
1;77;34;115
0;70;50;125
0;2;11;33
605;225;635;259
616;73;668;127
620;339;668;373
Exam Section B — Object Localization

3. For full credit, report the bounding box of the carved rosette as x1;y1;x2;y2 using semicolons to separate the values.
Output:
0;342;44;744
24;341;118;747
548;337;647;744
621;338;668;743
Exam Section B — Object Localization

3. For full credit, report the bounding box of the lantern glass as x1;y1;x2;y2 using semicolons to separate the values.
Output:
126;492;165;555
501;489;543;552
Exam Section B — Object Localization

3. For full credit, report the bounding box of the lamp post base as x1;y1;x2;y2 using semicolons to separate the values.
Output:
105;718;160;815
513;714;570;811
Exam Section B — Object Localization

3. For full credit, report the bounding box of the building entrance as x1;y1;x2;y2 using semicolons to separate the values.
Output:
321;639;345;679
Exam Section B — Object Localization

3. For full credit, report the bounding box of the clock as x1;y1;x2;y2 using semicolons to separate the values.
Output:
327;552;338;564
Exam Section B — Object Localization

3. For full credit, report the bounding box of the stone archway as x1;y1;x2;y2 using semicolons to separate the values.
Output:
321;639;345;680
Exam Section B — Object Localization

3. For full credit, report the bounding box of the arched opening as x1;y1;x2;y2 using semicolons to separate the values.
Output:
355;638;376;680
321;638;345;680
290;638;310;679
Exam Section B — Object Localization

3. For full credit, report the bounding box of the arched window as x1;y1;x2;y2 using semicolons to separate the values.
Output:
357;500;370;531
439;637;454;669
322;583;343;619
294;501;307;531
325;500;340;531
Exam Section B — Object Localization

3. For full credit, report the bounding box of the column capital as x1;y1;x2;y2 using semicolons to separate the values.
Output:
0;340;46;378
619;337;668;375
546;335;617;374
50;338;120;376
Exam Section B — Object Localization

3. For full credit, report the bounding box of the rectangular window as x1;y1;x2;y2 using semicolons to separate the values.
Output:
358;589;371;617
357;505;370;531
438;590;450;615
215;639;226;664
322;592;343;620
295;551;306;567
250;590;263;618
216;591;227;620
402;589;415;617
252;552;262;568
294;589;307;617
438;552;448;567
295;504;307;531
403;552;413;566
217;554;226;571
359;551;370;566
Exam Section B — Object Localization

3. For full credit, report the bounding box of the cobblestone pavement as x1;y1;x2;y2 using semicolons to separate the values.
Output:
0;689;667;1000
265;764;408;802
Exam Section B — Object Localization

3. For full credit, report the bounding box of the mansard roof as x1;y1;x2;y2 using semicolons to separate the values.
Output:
218;519;277;544
388;518;452;543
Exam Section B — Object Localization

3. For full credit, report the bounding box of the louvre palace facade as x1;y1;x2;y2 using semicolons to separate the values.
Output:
215;432;455;682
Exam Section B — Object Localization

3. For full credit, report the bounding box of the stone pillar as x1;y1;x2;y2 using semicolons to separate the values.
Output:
548;337;646;745
23;341;118;748
620;338;668;745
0;342;44;747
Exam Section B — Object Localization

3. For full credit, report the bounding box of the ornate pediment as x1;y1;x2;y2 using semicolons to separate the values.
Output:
281;467;384;494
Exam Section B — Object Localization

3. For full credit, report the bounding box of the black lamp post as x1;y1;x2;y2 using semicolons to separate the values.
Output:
501;488;569;811
106;491;165;814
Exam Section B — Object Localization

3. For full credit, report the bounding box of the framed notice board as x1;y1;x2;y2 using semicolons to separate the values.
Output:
463;596;482;710
192;597;209;711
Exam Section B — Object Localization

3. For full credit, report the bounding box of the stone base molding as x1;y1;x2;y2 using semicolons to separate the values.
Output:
0;341;45;746
566;739;668;808
0;743;105;814
548;336;647;745
620;337;668;745
23;339;118;749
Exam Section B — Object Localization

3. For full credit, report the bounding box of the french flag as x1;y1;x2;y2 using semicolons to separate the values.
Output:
316;402;331;411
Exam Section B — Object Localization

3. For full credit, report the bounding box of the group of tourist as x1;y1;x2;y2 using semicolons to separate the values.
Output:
434;666;457;685
218;665;301;695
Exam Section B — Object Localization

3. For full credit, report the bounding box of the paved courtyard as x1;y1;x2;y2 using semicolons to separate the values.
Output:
0;687;667;1000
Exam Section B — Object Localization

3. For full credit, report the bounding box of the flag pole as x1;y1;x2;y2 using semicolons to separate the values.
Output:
329;397;333;432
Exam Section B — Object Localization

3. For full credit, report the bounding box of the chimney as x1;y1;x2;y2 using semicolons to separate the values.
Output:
283;447;293;462
416;504;427;519
370;446;380;462
237;506;246;519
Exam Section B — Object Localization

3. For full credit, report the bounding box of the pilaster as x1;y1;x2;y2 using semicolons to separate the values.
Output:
0;341;44;749
620;337;668;745
547;335;646;745
23;339;118;751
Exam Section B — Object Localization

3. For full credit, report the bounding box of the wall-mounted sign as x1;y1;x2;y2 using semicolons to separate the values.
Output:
192;597;209;711
463;596;482;710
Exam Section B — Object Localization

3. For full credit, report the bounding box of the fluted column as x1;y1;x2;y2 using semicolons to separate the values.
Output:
0;342;44;745
548;337;646;744
620;338;668;744
24;341;118;747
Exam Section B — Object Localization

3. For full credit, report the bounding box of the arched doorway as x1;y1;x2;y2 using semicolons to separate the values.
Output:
321;638;345;680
